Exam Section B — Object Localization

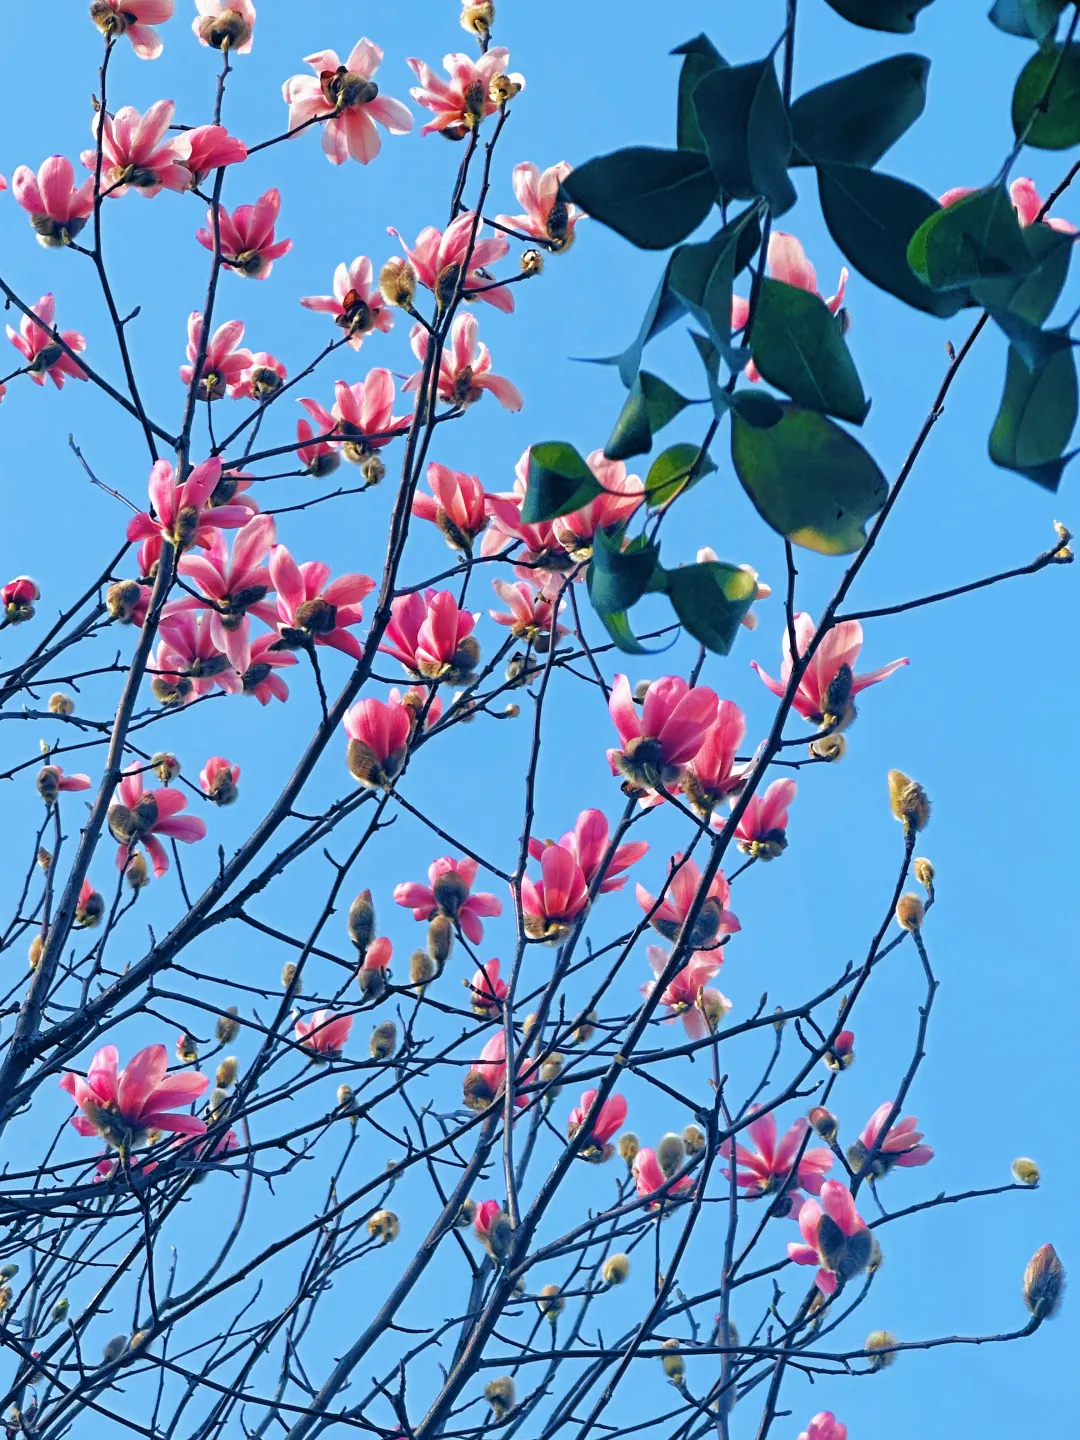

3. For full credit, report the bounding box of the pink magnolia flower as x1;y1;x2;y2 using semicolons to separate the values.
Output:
489;578;567;643
36;765;92;803
295;1009;352;1057
387;212;514;312
406;312;522;413
296;418;339;477
180;312;253;399
482;467;568;575
299;369;409;461
233;351;287;401
197;188;290;279
550;451;645;557
798;1414;847;1440
752;613;908;728
299;255;392;348
358;934;393;977
463;1029;533;1111
643;944;731;1039
567;1089;627;1157
343;696;412;789
607;674;718;792
181;124;248;187
108;765;207;878
413;462;488;551
380;589;479;682
128;457;248;553
394;857;502;945
12;157;94;246
521;843;590;944
61;1042;207;1151
636;854;739;947
76;877;105;928
496;161;583;252
177;514;277;666
467;958;508;1015
152;609;240;704
84;100;191;198
720;1110;833;1216
826;1030;856;1072
282;39;413;166
787;1180;872;1294
733;233;848;383
940;176;1076;234
192;0;255;53
90;0;174;59
199;756;239;805
473;1198;508;1248
633;1146;694;1204
527;809;647;895
2;576;39;621
734;779;797;861
849;1102;934;1177
6;294;88;388
269;544;374;659
235;623;296;704
683;700;747;814
407;48;524;137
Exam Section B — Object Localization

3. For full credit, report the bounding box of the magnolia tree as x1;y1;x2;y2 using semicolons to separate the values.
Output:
0;1;1072;1437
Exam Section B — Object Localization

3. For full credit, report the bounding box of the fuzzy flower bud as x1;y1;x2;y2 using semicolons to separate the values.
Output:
428;913;454;964
824;1030;855;1071
28;934;44;970
888;769;931;834
1023;1243;1065;1319
602;1253;631;1286
380;257;417;308
282;962;297;989
657;1132;685;1179
125;851;150;889
337;1083;354;1110
618;1132;640;1167
661;1338;685;1384
208;1088;231;1120
865;1330;898;1370
490;72;522;105
485;1376;515;1419
682;1124;706;1156
895;893;924;931
370;1020;397;1060
102;1335;128;1365
176;1034;198;1064
461;0;495;36
215;1057;238;1089
48;692;75;716
573;1012;597;1046
521;248;544;276
1012;1157;1040;1186
216;1007;241;1044
368;1209;400;1243
913;856;935;887
456;1197;477;1227
810;733;846;761
348;890;375;953
106;580;145;624
808;1106;838;1143
51;1298;69;1325
410;949;437;990
537;1283;563;1322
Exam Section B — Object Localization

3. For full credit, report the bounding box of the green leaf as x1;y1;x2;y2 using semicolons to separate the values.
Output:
989;343;1078;487
693;59;797;214
1012;42;1080;149
582;259;683;388
989;0;1068;42
987;313;1076;370
908;185;1036;292
817;164;969;316
689;333;784;424
560;147;718;250
662;562;759;654
645;442;717;509
594;606;675;655
749;278;870;423
790;55;930;169
970;222;1073;325
521;442;601;524
824;0;936;32
731;403;888;554
673;34;727;152
669;209;763;364
588;529;662;615
605;373;696;461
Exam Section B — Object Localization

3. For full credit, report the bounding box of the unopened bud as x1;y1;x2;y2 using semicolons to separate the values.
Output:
1023;1243;1065;1319
102;1335;128;1365
361;453;386;486
106;579;144;623
888;769;931;834
537;1283;563;1322
36;766;62;803
657;1132;685;1178
809;1106;838;1143
0;1265;17;1281
661;1338;685;1384
895;893;924;931
485;1376;515;1419
337;1084;354;1110
503;702;520;718
51;1298;69;1324
48;692;74;716
1012;1157;1040;1186
428;913;454;964
865;1330;898;1370
633;679;653;702
215;1057;238;1089
461;0;495;36
151;752;180;783
368;1209;400;1243
216;1007;240;1044
618;1132;640;1167
682;1124;705;1156
28;934;44;970
810;733;846;762
702;990;731;1031
281;962;297;989
208;1088;231;1120
456;1196;476;1227
38;847;52;871
380;257;417;308
370;1020;397;1060
573;1012;597;1045
490;72;521;105
75;884;104;927
602;1253;630;1285
124;851;150;890
521;248;544;276
913;856;934;887
176;1034;198;1064
348;890;375;952
410;949;437;991
824;1030;855;1071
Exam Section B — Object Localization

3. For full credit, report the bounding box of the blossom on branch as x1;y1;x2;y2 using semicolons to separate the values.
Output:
197;188;291;278
380;590;480;683
606;675;718;793
407;48;524;137
299;370;409;465
296;419;339;477
567;1089;627;1160
12;157;94;247
798;1414;847;1440
405;314;522;412
413;463;489;552
467;958;508;1016
300;255;392;349
127;457;248;554
61;1043;208;1152
751;614;907;729
489;579;566;643
89;0;174;59
734;779;797;861
394;857;502;945
387;212;514;312
152;610;240;704
528;809;647;895
462;1030;531;1111
682;700;747;814
847;1102;934;1177
632;1146;693;1204
180;312;254;399
344;696;412;789
107;765;207;878
787;1180;873;1295
295;1010;352;1058
282;39;413;165
192;0;255;53
181;124;248;186
496;162;583;252
720;1110;834;1216
6;293;87;388
642;944;730;1039
269;545;373;659
521;843;590;944
84;100;191;198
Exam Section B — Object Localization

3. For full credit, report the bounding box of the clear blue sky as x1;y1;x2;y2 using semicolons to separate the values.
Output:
0;2;1075;1436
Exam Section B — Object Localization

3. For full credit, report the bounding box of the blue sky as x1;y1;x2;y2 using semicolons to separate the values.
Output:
0;1;1076;1436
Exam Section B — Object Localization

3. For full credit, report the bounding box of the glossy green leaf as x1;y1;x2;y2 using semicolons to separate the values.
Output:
594;607;675;655
662;562;759;654
908;185;1036;292
750;278;870;423
604;373;696;461
989;0;1068;41
583;258;684;387
669;210;763;364
673;34;727;152
645;442;717;509
987;314;1076;370
791;55;930;169
817;164;969;316
560;148;717;251
824;0;936;32
693;59;796;213
989;343;1078;487
731;403;888;554
1012;43;1080;149
588;529;663;615
690;333;784;424
521;442;601;524
970;222;1073;325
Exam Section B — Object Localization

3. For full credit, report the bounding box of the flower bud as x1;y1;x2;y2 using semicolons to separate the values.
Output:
370;1020;397;1060
1012;1157;1040;1186
540;1053;563;1084
455;1197;476;1228
913;857;934;887
337;1083;354;1110
1023;1243;1065;1319
208;1088;231;1121
125;851;150;889
281;962;297;989
461;0;495;36
824;1030;855;1071
348;890;375;952
810;733;846;762
537;1283;563;1322
888;769;931;834
380;257;417;308
661;1338;685;1385
361;453;386;486
36;766;62;804
808;1106;838;1143
895;893;924;931
485;1376;515;1419
106;579;144;624
0;1284;11;1312
0;1265;18;1281
503;702;520;718
216;1007;240;1044
865;1329;898;1370
682;1124;705;1156
176;1034;198;1064
484;1210;514;1259
48;692;75;716
102;1335;128;1365
573;1011;597;1045
358;965;386;1001
51;1298;69;1325
216;1057;238;1089
618;1132;640;1167
368;1209;400;1243
28;934;43;970
701;990;730;1031
657;1132;685;1179
409;949;437;991
428;913;454;964
75;885;104;927
602;1253;631;1285
463;1067;496;1109
38;847;52;871
521;247;544;276
150;752;180;784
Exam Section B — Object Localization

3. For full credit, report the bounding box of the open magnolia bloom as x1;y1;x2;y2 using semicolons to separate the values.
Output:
61;1044;208;1152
